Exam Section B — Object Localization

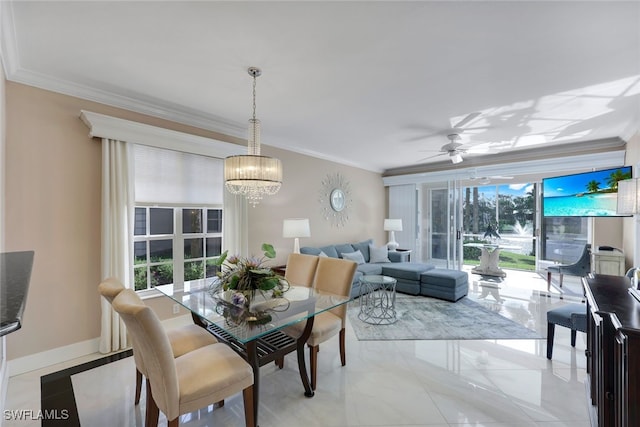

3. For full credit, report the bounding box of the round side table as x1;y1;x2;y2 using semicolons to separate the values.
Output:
358;275;397;325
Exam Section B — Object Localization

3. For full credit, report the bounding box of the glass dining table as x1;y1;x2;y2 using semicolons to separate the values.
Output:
155;280;351;427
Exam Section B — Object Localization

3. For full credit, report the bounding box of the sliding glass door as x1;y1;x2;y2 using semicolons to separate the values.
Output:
421;181;463;269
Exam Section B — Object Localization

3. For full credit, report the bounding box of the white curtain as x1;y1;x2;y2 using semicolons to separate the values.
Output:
223;190;249;256
99;138;134;354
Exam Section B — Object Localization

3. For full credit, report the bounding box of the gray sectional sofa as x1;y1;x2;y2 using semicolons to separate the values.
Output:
300;239;469;301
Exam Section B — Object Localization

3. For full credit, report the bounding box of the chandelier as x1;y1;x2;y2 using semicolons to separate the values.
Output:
224;67;283;206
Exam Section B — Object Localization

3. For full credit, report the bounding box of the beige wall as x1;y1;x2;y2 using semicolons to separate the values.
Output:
0;50;6;380
3;81;385;361
250;144;386;265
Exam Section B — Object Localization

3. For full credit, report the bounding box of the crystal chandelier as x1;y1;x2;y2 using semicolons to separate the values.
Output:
224;67;283;206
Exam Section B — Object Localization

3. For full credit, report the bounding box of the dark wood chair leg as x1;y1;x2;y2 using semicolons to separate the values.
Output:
135;369;143;405
546;322;555;360
145;381;159;427
547;271;552;292
571;329;577;347
559;273;564;288
339;328;346;366
242;385;256;427
276;356;284;369
168;419;178;427
309;344;318;391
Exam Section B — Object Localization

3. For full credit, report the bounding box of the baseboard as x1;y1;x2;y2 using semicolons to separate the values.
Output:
7;337;101;377
6;317;191;377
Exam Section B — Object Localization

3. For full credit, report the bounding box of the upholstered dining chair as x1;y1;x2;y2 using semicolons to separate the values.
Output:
112;289;255;427
547;244;592;291
98;278;218;405
284;253;319;287
283;257;357;390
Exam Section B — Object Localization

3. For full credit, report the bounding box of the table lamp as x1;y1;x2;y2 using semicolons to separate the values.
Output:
283;218;311;253
384;218;402;251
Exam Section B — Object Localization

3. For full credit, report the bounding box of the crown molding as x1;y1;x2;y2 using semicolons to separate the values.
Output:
0;1;246;140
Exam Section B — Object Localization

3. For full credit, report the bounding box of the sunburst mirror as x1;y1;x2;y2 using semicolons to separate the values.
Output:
320;173;352;227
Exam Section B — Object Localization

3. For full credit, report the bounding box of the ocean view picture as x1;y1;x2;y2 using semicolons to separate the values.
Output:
543;167;632;217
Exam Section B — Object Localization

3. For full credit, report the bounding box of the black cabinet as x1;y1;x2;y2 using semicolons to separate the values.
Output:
583;274;640;427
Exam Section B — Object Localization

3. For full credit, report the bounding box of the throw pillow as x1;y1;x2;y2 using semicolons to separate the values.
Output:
341;250;366;265
369;244;390;263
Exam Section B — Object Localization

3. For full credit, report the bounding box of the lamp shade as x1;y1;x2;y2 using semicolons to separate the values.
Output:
283;218;311;238
383;219;403;232
617;178;640;215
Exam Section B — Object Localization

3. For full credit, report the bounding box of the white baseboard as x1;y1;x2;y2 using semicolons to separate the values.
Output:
6;317;191;378
7;337;101;377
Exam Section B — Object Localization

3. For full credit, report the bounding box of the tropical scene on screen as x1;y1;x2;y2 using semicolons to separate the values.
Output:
543;167;631;217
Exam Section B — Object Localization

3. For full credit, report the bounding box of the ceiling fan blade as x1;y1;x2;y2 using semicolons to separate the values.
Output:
416;152;447;163
452;112;481;129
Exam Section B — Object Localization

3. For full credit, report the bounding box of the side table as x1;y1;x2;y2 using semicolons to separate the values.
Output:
358;275;397;325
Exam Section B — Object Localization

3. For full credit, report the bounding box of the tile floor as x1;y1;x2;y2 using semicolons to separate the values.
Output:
4;269;591;427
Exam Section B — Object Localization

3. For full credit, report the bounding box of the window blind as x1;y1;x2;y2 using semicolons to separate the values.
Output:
133;144;223;205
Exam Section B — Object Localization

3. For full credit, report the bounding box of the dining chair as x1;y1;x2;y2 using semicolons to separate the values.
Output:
98;278;218;405
112;289;255;427
284;253;319;287
283;257;357;390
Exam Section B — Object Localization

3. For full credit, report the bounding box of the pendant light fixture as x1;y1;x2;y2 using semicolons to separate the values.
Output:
224;67;282;206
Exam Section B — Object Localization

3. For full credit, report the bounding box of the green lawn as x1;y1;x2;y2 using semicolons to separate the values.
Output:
464;250;536;271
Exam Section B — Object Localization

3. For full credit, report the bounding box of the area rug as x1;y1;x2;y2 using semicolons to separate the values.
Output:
348;295;542;341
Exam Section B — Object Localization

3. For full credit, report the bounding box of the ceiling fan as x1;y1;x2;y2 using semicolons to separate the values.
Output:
468;168;513;184
416;112;484;164
420;133;468;164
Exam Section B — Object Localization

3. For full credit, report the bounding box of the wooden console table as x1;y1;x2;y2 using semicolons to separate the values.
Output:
583;274;640;427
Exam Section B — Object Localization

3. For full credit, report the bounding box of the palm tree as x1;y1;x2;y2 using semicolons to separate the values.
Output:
586;180;600;193
607;168;632;191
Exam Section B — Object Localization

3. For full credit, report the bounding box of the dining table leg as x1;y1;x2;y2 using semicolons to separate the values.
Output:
245;340;260;427
296;316;316;398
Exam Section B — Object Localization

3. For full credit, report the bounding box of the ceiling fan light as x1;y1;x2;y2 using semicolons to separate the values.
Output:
450;152;463;164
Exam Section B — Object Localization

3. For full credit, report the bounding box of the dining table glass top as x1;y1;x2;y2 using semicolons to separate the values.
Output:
155;280;351;344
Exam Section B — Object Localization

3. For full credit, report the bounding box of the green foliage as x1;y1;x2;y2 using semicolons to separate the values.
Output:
214;243;288;294
184;261;204;281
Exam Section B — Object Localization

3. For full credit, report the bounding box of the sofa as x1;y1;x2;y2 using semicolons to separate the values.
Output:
300;239;470;302
300;239;433;298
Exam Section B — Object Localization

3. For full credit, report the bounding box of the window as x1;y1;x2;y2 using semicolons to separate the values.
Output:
132;144;225;291
134;207;223;290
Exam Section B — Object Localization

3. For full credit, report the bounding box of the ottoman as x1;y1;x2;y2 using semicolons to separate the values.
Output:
420;269;469;302
381;262;434;295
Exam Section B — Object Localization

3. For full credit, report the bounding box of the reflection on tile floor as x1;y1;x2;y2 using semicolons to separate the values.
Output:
5;269;591;427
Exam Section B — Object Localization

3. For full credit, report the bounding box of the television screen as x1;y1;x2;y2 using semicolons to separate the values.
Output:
542;166;632;217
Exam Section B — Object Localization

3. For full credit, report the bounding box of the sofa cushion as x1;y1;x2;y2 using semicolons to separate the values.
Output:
357;263;383;275
420;268;468;287
351;239;373;262
300;246;321;256
369;244;390;263
381;262;434;281
341;250;366;265
335;243;355;257
320;245;339;258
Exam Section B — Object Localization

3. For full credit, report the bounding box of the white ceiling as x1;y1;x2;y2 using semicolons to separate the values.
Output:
2;1;639;173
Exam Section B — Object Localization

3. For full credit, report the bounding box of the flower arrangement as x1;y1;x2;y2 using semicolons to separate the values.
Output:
211;243;289;305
